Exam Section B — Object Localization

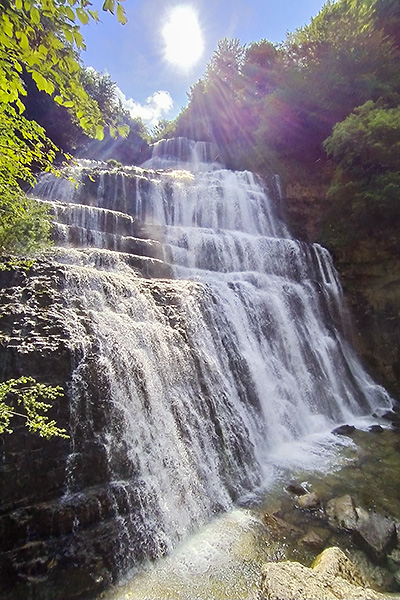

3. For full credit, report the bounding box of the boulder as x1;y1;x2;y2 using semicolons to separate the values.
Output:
297;492;321;510
286;481;307;496
352;507;397;563
326;495;359;530
259;546;387;600
325;495;397;563
299;529;328;550
388;548;400;567
263;513;303;539
333;424;356;436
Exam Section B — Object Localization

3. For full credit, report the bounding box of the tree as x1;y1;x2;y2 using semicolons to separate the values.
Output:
22;67;131;154
0;376;68;438
323;100;400;248
0;0;128;255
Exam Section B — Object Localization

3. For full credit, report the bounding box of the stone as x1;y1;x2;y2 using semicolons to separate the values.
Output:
299;529;326;550
263;513;303;540
333;424;356;436
381;410;400;424
312;546;366;586
286;481;307;495
369;425;384;433
388;548;400;567
352;507;397;563
259;547;386;600
325;494;359;530
297;492;321;510
325;496;397;563
394;570;400;588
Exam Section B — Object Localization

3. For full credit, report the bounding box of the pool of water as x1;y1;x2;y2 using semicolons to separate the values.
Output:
99;425;400;599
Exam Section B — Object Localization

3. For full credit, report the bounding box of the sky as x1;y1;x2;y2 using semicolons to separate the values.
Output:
81;0;327;128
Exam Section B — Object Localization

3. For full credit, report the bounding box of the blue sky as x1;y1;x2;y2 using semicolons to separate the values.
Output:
82;0;327;126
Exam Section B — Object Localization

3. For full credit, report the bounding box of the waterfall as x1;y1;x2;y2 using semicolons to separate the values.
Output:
31;140;392;575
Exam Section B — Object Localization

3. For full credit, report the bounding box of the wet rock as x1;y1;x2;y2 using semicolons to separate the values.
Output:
381;410;400;424
353;507;397;563
333;424;356;436
394;570;400;588
325;495;397;563
297;492;321;510
388;548;400;568
263;513;303;539
259;546;386;599
325;494;359;531
369;425;384;433
351;549;397;592
299;529;327;550
286;481;307;496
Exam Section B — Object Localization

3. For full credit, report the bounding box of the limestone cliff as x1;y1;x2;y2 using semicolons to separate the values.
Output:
285;183;400;400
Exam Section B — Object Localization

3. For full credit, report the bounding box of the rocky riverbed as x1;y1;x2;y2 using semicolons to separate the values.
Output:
99;419;400;600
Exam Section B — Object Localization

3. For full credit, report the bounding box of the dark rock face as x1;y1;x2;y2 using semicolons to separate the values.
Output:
336;249;400;401
0;263;112;599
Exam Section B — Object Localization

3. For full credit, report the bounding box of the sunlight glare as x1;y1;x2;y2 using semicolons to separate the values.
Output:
163;6;204;70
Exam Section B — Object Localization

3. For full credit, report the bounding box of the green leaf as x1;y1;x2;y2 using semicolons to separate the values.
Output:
16;31;30;50
30;7;40;24
64;28;74;43
2;17;14;37
73;28;84;48
76;8;89;25
88;9;99;21
116;3;127;25
65;6;75;21
102;0;115;14
95;124;105;140
118;124;130;137
31;71;55;95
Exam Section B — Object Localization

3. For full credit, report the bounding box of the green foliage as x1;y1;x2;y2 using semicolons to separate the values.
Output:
324;100;400;177
175;0;400;179
151;118;176;142
0;0;128;256
0;376;68;439
0;100;57;254
0;193;53;255
323;100;400;248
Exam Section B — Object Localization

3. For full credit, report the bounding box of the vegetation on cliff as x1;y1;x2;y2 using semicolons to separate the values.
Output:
0;376;67;438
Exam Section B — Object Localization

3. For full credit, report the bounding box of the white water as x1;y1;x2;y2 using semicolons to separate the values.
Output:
32;140;392;577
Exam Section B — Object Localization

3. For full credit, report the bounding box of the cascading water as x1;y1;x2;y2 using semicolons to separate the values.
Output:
31;139;392;584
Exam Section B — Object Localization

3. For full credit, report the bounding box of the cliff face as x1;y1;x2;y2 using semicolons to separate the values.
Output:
0;262;118;600
285;184;400;400
0;257;178;600
335;244;400;400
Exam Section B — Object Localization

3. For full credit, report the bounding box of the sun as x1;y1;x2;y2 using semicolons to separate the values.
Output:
162;6;204;70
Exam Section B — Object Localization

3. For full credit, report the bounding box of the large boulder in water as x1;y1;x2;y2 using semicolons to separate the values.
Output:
325;495;397;563
326;494;359;530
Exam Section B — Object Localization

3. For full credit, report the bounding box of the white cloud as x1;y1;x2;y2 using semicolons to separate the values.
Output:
115;87;174;127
